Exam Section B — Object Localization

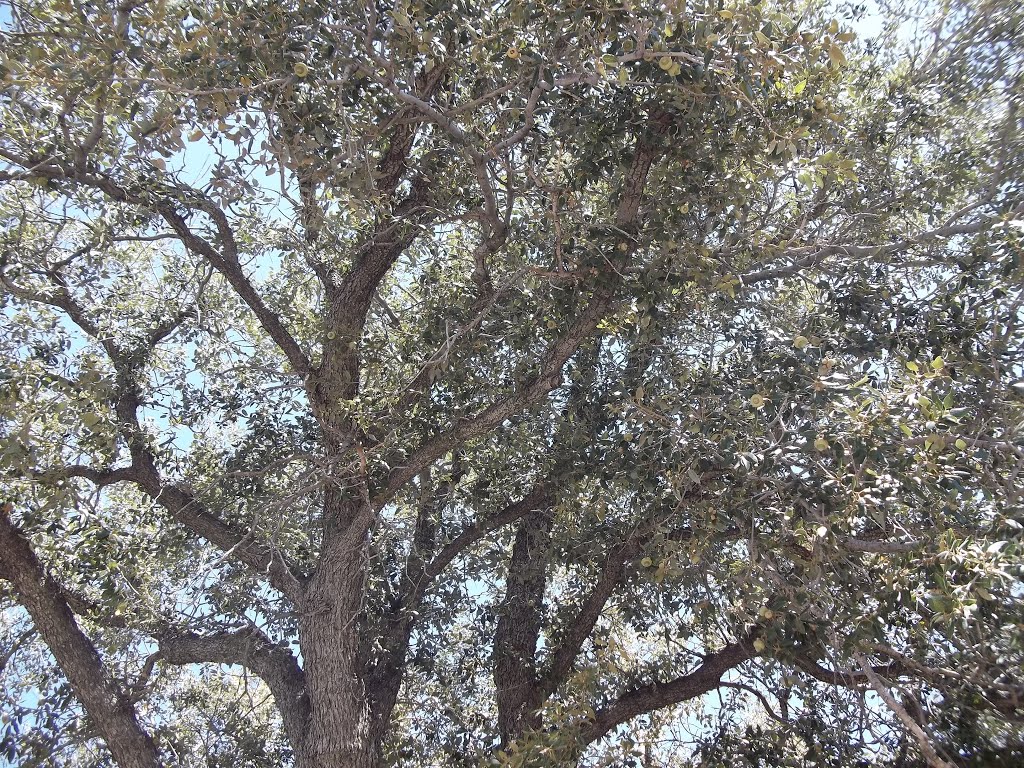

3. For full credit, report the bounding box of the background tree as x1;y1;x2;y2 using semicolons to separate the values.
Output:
0;0;1022;766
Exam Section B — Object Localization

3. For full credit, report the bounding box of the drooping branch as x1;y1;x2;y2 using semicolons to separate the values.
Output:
50;452;305;603
865;643;1024;718
840;536;925;554
0;504;162;768
158;627;309;753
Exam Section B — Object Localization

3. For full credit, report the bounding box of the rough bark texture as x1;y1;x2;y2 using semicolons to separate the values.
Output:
0;506;162;768
298;489;376;768
0;111;677;768
158;627;309;754
494;503;554;745
580;635;759;743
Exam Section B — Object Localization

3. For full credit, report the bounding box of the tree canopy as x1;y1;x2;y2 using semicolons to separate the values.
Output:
0;0;1022;765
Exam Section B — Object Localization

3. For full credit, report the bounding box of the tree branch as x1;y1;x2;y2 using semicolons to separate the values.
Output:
739;202;1023;287
159;626;308;753
579;632;760;745
534;495;731;706
154;199;312;377
534;535;639;704
852;651;956;768
791;650;905;688
7;265;308;602
0;504;161;768
360;482;549;747
420;484;550;589
494;501;554;745
374;115;670;505
0;151;313;378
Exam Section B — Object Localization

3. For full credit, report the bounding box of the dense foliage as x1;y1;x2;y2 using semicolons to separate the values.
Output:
1;0;1022;765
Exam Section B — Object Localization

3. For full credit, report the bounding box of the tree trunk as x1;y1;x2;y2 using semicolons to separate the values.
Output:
298;488;376;768
493;504;553;746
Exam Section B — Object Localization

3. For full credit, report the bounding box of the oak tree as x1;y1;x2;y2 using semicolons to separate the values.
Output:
1;0;1022;766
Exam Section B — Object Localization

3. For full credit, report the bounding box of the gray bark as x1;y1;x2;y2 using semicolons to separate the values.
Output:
298;489;376;768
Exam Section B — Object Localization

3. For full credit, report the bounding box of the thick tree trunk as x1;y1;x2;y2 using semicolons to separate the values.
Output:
298;488;376;768
493;504;554;746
